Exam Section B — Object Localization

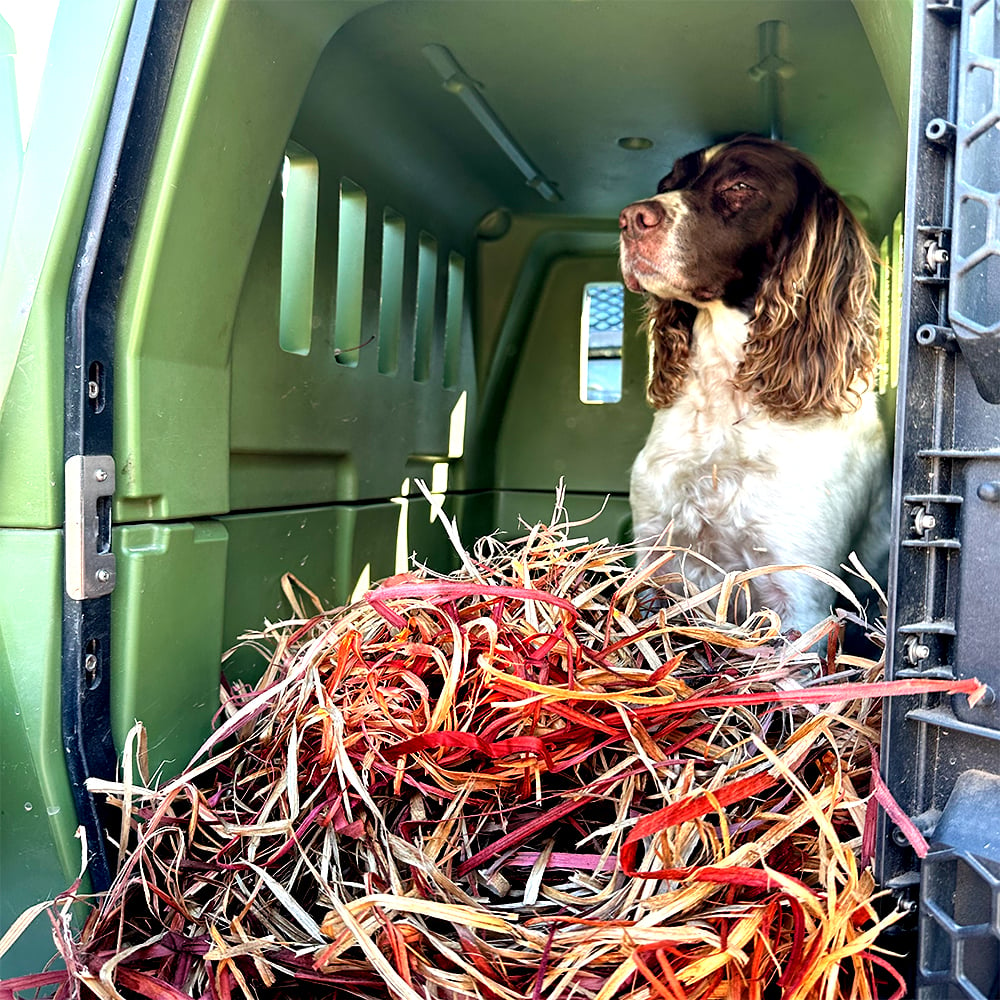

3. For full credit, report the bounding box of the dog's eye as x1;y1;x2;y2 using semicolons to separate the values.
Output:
725;181;753;192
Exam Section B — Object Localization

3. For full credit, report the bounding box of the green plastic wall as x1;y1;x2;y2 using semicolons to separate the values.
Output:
111;523;229;774
495;254;648;494
220;497;461;684
0;0;134;529
0;530;79;976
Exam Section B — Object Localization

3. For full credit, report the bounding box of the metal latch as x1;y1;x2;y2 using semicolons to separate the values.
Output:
65;455;115;600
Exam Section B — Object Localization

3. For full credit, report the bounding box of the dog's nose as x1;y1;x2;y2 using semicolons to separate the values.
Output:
619;200;666;239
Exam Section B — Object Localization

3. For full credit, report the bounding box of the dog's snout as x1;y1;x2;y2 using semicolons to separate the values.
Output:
619;200;667;239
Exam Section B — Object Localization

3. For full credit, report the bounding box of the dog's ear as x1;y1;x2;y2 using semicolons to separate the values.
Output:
646;298;695;409
735;186;879;417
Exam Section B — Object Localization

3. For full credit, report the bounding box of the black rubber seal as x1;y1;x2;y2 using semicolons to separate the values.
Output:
62;0;191;893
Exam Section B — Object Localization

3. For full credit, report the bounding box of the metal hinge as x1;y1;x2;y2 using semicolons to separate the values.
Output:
65;455;116;600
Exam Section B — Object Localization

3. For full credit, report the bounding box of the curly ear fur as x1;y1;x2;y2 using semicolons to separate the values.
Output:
734;188;879;418
645;298;696;409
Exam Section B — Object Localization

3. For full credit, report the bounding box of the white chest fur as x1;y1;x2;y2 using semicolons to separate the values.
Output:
629;303;886;629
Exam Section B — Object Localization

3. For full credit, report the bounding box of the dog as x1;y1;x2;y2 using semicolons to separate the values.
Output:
619;136;888;633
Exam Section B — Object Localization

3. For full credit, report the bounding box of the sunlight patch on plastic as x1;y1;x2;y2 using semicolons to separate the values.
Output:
334;178;367;368
391;478;411;574
279;144;319;356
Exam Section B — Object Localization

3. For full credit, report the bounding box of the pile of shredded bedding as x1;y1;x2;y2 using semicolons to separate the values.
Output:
0;496;985;1000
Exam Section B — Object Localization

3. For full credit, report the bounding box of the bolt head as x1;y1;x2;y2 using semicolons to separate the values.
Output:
96;568;110;583
94;469;108;482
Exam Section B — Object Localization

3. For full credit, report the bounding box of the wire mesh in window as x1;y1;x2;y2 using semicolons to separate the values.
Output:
580;282;624;404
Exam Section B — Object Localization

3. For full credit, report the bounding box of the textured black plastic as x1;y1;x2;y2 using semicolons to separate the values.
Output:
880;1;1000;996
948;0;1000;404
918;772;1000;1000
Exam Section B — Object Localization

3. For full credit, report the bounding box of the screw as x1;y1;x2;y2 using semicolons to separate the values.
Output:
912;505;936;535
84;652;100;691
925;241;949;270
87;381;100;400
927;243;949;267
907;640;931;664
96;568;111;583
94;469;108;483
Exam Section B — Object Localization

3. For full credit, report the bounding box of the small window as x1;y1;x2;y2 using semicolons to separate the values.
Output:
580;282;624;403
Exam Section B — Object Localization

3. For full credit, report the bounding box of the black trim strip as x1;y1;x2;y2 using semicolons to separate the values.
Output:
62;0;191;892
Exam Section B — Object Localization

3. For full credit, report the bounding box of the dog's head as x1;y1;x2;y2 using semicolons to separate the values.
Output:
619;136;879;416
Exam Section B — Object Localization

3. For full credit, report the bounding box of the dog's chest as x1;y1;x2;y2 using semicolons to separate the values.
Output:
633;307;787;536
640;378;775;512
645;310;772;474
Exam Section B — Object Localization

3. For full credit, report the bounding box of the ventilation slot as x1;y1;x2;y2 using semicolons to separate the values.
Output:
334;178;367;367
413;232;437;383
279;142;318;356
378;208;406;375
443;252;465;388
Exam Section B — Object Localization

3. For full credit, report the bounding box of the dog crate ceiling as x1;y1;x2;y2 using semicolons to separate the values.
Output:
297;0;908;237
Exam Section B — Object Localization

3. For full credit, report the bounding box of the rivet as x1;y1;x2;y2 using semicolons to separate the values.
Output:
977;482;1000;503
96;569;111;583
975;685;996;708
94;469;108;483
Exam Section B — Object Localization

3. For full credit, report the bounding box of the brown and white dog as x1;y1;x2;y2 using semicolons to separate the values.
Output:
619;136;887;632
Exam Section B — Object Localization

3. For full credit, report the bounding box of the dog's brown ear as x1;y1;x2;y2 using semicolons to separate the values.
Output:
646;298;695;408
736;188;879;418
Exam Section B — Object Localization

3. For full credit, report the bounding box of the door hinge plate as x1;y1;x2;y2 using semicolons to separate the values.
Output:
65;455;115;600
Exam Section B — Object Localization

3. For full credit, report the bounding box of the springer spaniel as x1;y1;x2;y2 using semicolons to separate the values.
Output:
619;136;888;633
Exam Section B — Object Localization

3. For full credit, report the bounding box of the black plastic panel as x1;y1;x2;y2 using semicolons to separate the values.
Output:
881;1;1000;996
919;772;1000;1000
949;0;1000;403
